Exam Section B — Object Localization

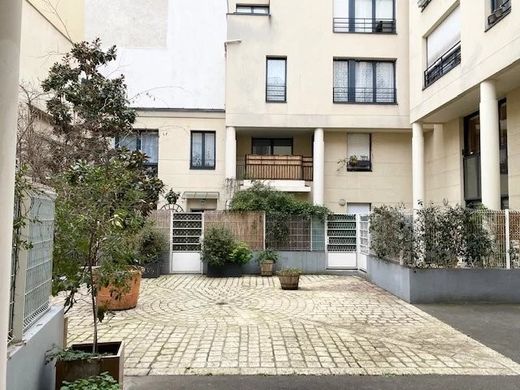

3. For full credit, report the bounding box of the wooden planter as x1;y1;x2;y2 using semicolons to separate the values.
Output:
96;268;143;311
278;274;300;290
55;341;124;390
260;260;275;276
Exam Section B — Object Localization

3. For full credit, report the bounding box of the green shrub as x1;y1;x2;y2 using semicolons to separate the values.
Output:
201;227;236;267
256;249;279;264
277;268;302;276
60;372;119;390
231;242;253;265
137;225;168;264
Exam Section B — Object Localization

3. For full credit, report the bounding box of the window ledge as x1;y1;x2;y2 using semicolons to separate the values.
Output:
227;12;271;16
333;101;397;105
485;7;511;32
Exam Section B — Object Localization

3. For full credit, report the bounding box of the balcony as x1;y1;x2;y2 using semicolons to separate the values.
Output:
237;155;313;181
266;84;286;103
333;87;396;104
333;18;396;33
424;41;461;88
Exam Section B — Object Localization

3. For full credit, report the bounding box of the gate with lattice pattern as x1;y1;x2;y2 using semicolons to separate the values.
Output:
326;214;358;269
171;212;203;273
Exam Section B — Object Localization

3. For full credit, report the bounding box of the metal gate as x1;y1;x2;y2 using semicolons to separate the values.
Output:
170;212;203;273
326;214;358;269
358;215;370;272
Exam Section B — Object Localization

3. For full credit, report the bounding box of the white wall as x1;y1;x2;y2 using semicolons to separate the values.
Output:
85;0;227;109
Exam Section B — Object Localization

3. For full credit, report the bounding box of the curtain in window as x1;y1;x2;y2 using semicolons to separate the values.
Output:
334;0;349;31
333;61;349;102
118;134;137;151
191;133;203;167
204;132;215;168
426;6;461;66
347;133;371;160
267;59;286;86
375;0;393;19
355;61;373;102
375;62;394;102
140;132;159;164
355;0;373;32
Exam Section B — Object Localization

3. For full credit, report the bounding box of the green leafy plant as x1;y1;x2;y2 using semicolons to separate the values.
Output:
256;249;279;264
137;225;168;265
46;348;107;364
277;268;302;276
231;242;253;265
201;227;236;267
60;372;119;390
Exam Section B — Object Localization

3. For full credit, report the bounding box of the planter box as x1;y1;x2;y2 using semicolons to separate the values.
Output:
367;255;520;303
142;262;161;278
55;341;124;390
279;275;300;290
206;263;243;277
260;260;275;276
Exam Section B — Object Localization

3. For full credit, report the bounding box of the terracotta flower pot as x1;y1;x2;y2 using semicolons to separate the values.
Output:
96;268;143;311
278;274;300;290
260;260;275;276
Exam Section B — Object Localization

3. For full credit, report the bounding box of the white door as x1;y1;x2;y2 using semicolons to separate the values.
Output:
326;214;358;269
170;213;203;273
346;204;371;272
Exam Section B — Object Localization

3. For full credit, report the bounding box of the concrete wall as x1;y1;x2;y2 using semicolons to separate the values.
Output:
242;251;327;274
225;0;410;130
134;109;228;210
367;256;520;303
325;131;413;212
85;0;227;109
7;306;64;390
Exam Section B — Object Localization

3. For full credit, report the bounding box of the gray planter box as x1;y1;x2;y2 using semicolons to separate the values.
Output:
242;251;327;275
367;255;520;303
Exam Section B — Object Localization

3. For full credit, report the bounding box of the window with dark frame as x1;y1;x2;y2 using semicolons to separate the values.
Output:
266;57;287;103
333;0;396;33
190;131;216;170
252;138;293;155
333;59;396;104
236;4;269;14
488;0;511;28
346;133;372;171
115;130;159;174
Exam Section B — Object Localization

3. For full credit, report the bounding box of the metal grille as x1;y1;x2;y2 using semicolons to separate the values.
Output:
424;42;461;88
172;213;203;252
509;211;520;269
267;215;312;251
359;215;370;256
23;193;54;331
327;214;357;252
333;18;396;33
311;217;325;252
333;87;396;104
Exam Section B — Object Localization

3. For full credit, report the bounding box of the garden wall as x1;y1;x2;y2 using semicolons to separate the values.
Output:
367;255;520;303
242;251;327;274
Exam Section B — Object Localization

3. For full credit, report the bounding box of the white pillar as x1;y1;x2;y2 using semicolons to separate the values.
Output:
225;126;236;179
480;80;501;210
0;0;23;388
412;122;425;210
313;128;324;205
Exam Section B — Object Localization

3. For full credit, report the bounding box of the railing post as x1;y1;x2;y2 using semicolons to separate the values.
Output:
355;214;361;270
505;209;511;269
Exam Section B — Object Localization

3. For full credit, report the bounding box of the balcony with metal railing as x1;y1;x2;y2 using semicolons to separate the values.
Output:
424;41;461;88
266;84;286;102
333;87;396;104
333;18;396;33
237;155;313;181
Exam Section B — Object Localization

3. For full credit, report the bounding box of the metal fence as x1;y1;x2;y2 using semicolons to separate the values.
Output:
10;188;56;342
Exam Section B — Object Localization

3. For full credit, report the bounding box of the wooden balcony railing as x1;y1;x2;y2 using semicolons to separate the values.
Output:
237;155;313;181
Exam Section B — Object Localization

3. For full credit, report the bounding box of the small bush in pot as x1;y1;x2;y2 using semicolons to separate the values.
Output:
137;225;168;278
277;268;302;290
256;249;278;276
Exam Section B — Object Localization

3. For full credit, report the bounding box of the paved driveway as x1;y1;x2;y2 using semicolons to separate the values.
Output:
66;275;520;376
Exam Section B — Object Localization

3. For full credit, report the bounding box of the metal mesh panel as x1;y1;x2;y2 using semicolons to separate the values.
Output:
172;213;202;252
204;211;264;251
474;210;507;268
23;193;55;331
327;214;357;252
311;217;325;252
509;211;520;269
266;215;312;251
360;215;370;256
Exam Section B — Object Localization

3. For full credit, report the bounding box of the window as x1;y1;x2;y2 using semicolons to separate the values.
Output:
266;58;287;102
191;131;216;169
488;0;511;28
333;0;396;33
252;138;293;155
424;6;461;87
333;59;396;104
347;133;372;171
116;130;159;172
236;4;269;14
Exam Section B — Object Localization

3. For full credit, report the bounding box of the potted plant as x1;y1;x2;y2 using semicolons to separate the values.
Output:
257;249;278;276
137;225;168;278
278;268;302;290
202;227;252;277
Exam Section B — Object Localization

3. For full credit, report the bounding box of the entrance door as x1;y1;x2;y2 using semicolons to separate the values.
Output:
326;214;357;269
171;213;203;273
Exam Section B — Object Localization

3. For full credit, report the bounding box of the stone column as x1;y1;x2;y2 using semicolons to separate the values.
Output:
313;128;325;205
225;126;236;180
480;80;501;210
0;0;23;387
412;122;425;210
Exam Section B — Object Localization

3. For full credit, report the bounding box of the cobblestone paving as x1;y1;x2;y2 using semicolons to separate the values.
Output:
65;275;520;376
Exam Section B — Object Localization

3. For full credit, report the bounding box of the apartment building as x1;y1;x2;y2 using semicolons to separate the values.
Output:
85;0;519;213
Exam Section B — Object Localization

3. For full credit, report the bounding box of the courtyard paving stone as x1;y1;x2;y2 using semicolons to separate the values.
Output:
64;275;520;376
